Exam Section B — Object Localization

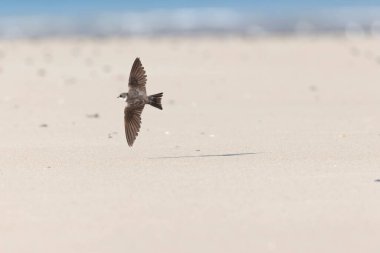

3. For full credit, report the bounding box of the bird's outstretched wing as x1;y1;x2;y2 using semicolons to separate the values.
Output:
128;58;147;94
124;105;144;146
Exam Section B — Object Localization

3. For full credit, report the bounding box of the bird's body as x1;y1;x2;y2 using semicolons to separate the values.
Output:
125;90;148;107
118;58;163;147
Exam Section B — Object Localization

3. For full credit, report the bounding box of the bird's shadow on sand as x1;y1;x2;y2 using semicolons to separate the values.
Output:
148;152;259;159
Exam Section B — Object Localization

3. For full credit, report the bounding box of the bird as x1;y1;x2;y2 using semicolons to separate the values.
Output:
118;58;163;146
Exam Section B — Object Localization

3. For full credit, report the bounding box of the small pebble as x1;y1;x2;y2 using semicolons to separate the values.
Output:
309;85;318;92
108;131;118;138
86;113;99;118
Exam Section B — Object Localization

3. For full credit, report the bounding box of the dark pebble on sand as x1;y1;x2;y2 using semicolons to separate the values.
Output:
86;113;99;118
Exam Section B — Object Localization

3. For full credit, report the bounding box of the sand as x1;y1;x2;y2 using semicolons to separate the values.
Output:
0;36;380;252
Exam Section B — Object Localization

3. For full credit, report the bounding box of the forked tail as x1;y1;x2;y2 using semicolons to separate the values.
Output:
148;92;163;110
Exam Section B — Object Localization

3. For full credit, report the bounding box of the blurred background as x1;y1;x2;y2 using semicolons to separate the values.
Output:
2;2;380;253
0;0;379;38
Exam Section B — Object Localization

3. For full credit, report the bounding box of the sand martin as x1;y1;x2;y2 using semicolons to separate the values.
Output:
118;58;163;146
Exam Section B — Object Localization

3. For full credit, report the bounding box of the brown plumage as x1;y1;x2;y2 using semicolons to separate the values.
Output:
124;105;144;146
118;58;163;147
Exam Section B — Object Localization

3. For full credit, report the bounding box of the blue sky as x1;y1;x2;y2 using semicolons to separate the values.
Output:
0;0;378;37
0;0;379;15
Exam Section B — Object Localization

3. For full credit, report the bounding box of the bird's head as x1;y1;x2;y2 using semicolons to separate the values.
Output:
117;92;128;99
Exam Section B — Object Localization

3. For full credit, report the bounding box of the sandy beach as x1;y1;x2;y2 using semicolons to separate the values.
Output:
1;36;380;252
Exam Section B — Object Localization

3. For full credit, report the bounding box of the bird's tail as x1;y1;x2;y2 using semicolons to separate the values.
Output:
148;92;163;110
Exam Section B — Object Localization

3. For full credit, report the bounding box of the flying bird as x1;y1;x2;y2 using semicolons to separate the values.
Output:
118;58;163;146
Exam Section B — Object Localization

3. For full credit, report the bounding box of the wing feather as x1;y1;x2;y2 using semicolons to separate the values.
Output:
124;105;144;146
128;58;147;94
